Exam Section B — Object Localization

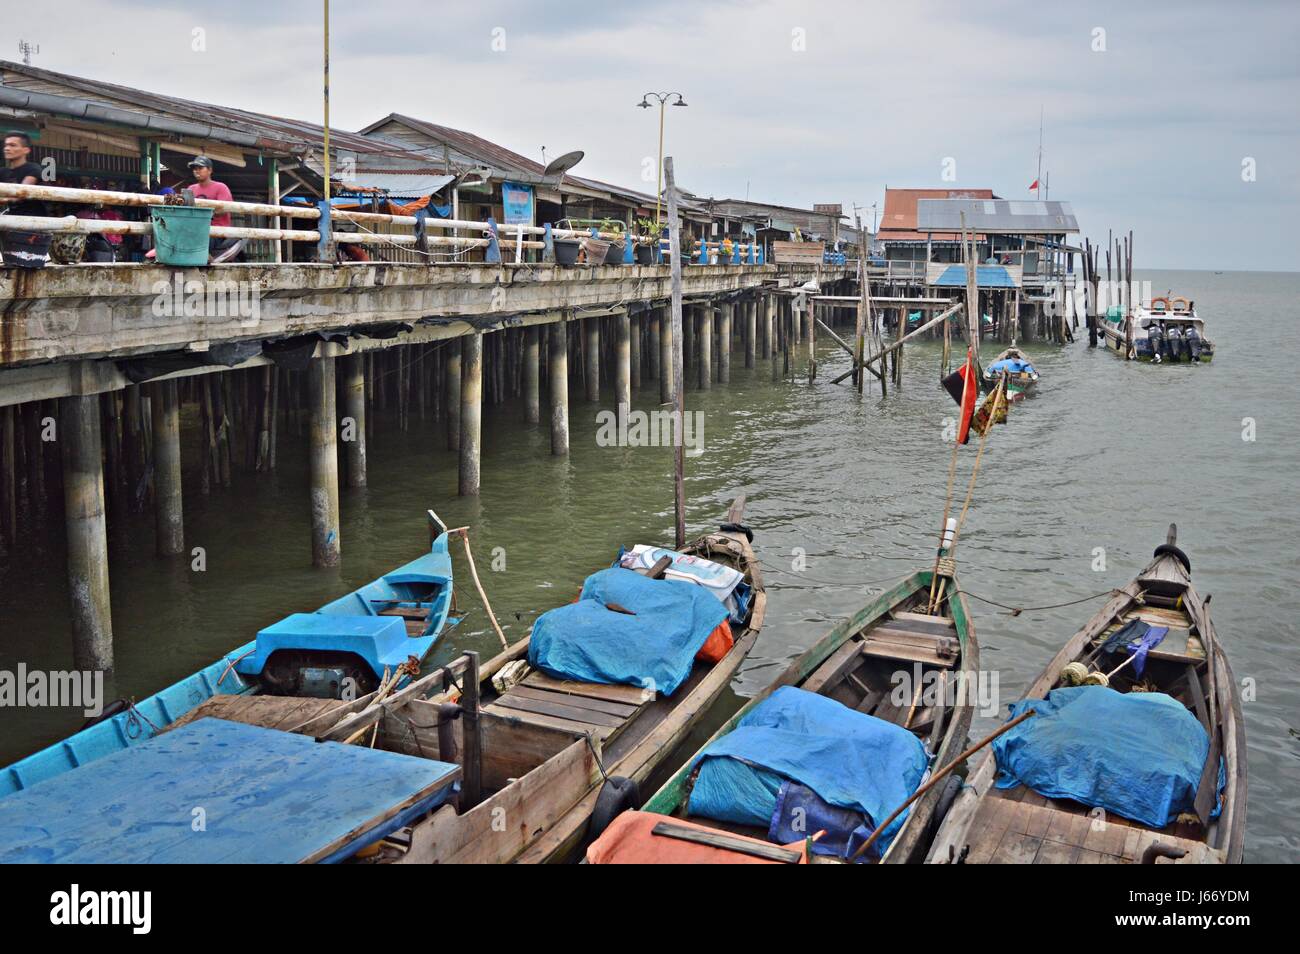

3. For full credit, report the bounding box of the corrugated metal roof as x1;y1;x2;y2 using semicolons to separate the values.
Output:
917;199;1079;234
0;61;444;163
932;265;1018;288
879;188;997;235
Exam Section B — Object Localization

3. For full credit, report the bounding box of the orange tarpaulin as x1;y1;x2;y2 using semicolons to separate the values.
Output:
585;811;808;865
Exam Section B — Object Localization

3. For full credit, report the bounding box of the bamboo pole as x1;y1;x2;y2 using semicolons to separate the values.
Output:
665;158;687;550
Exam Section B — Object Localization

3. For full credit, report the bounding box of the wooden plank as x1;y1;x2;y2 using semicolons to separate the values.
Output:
400;738;602;864
163;694;344;734
506;684;640;719
990;829;1042;864
482;703;613;741
1034;840;1081;864
879;617;956;638
964;800;1015;864
650;822;802;863
522;670;655;706
490;693;627;729
861;640;953;668
801;639;865;695
892;611;955;628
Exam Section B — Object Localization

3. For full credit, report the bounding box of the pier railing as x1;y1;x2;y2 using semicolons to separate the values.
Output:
0;182;765;266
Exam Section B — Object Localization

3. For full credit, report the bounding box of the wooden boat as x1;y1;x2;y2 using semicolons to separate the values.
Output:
316;497;767;864
0;514;458;798
927;525;1246;864
589;565;978;864
1102;296;1215;363
981;346;1038;402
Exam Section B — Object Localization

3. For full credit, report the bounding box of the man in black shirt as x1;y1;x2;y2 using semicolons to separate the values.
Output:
0;131;50;266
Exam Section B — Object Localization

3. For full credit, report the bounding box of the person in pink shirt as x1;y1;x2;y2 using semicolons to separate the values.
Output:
187;155;243;261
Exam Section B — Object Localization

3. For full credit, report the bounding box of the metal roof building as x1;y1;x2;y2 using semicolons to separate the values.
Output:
917;199;1079;235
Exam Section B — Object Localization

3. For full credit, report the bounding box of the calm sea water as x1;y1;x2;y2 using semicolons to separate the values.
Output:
1;268;1296;862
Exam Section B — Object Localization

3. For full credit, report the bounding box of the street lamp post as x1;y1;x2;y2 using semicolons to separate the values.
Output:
637;92;687;228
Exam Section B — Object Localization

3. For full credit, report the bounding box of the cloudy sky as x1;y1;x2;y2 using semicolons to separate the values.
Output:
7;0;1298;269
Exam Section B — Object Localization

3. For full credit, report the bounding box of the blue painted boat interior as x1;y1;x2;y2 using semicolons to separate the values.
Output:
0;531;455;798
0;719;460;863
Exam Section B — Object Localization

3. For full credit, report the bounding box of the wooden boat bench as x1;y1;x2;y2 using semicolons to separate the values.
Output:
862;611;960;668
961;785;1217;864
482;670;654;744
160;693;348;735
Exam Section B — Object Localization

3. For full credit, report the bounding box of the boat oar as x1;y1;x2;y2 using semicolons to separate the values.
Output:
449;526;509;650
849;709;1035;862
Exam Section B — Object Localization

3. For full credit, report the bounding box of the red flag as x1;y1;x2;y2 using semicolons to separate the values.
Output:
1028;179;1040;193
956;349;977;444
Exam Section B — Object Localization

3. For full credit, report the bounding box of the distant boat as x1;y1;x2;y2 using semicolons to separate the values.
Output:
0;513;458;797
982;346;1039;402
1101;296;1215;363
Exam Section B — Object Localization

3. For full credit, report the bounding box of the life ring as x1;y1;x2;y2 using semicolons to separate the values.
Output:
1150;296;1170;311
1170;297;1190;312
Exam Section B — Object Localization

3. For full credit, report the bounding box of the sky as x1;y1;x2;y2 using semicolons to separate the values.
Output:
4;0;1298;270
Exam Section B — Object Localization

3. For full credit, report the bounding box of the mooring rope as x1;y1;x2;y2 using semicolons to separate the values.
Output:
951;587;1124;616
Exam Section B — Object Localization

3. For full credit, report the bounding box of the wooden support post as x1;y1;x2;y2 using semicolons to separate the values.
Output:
584;316;600;402
0;406;14;545
648;310;661;382
745;298;756;368
719;302;733;384
698;304;712;390
151;380;184;556
659;305;674;404
806;298;816;382
461;650;482;809
446;338;461;451
665;158;686;550
342;353;367;488
459;333;483;496
308;356;341;567
615;313;632;410
60;394;113;671
523;326;541;424
549;320;569;455
630;313;642;390
761;294;773;360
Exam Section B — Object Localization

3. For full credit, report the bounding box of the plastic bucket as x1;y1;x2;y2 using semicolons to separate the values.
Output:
150;206;214;266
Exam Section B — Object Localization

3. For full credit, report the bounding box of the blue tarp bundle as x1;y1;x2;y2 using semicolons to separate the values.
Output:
993;686;1220;829
1101;620;1168;678
527;568;726;696
987;357;1035;375
687;686;930;859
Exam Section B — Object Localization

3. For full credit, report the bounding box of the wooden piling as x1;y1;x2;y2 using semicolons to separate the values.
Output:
446;338;462;452
548;321;570;455
745;297;756;368
342;353;367;488
307;357;341;567
60;394;113;671
615;313;632;410
151;379;184;556
719;302;733;384
629;314;642;391
584;316;600;402
659;305;674;404
698;304;712;390
459;333;483;496
523;326;541;424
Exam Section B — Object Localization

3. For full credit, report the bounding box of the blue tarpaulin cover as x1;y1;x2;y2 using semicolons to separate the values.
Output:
528;568;727;696
987;357;1036;375
993;686;1219;829
687;686;930;857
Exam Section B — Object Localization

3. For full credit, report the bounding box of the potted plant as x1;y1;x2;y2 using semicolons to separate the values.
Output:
634;217;660;264
600;218;627;264
553;219;582;265
680;232;697;263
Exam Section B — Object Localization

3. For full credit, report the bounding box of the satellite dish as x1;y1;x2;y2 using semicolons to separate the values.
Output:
542;150;584;178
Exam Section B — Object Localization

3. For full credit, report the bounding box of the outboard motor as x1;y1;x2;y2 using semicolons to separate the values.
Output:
1184;325;1203;361
1146;322;1164;363
1165;324;1184;362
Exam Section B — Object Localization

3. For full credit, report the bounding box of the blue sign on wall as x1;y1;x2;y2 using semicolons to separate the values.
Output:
502;182;534;226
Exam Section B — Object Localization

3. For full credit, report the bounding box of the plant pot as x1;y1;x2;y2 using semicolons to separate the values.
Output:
604;241;626;265
554;238;581;266
635;243;655;265
583;237;610;264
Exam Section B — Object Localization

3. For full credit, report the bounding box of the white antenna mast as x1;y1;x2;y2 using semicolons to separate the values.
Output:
17;40;40;66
